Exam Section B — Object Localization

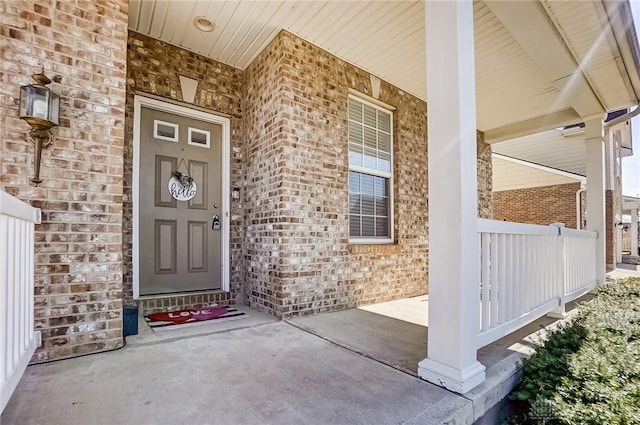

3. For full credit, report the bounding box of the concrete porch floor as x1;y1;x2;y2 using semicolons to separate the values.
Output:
3;269;636;425
2;306;471;425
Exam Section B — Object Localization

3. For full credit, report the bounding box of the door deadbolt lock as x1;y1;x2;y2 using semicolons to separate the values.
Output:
212;215;221;230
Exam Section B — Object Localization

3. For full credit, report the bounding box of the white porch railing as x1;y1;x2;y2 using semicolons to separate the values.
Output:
476;219;597;349
561;226;598;303
1;190;41;412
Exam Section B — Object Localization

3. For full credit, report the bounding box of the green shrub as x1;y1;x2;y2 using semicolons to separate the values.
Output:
510;321;587;403
509;278;640;425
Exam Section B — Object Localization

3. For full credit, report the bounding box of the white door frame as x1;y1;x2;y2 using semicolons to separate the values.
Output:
132;95;231;298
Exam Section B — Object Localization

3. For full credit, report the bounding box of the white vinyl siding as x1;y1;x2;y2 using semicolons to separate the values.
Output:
348;95;393;242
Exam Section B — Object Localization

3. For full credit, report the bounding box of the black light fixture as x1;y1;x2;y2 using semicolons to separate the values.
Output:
19;70;60;185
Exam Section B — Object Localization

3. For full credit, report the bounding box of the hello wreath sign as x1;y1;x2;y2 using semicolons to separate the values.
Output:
168;159;197;201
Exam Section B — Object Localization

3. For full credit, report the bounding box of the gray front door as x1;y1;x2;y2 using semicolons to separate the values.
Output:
139;106;222;295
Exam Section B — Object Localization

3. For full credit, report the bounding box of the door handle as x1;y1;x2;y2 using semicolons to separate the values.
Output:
212;215;221;230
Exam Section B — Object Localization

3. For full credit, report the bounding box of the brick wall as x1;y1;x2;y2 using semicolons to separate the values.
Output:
242;33;287;313
477;131;493;219
1;0;128;361
622;228;632;253
1;16;496;360
245;31;427;318
493;183;582;228
606;189;614;267
243;31;492;318
613;176;623;264
124;31;245;305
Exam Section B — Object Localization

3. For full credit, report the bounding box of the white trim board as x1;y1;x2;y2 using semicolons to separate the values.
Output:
623;196;640;211
132;95;231;299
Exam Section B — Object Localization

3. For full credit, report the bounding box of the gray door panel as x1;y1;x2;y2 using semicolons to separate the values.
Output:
139;106;222;295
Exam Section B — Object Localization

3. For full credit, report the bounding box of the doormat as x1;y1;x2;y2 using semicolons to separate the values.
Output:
144;306;248;331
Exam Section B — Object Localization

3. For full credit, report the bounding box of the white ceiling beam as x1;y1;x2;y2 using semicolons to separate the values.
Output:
485;0;605;118
484;108;581;144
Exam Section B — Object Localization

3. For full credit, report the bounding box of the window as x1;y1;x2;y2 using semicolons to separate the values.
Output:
188;127;211;148
348;96;393;242
153;120;179;142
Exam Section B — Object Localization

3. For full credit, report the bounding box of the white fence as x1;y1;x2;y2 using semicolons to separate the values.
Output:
561;227;598;302
477;219;597;349
1;190;41;412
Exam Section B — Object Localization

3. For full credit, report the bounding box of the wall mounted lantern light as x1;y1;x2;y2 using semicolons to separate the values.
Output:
614;213;626;230
19;71;60;185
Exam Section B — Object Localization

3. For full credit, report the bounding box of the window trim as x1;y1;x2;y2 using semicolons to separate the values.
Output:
153;119;179;142
187;126;211;148
348;94;394;244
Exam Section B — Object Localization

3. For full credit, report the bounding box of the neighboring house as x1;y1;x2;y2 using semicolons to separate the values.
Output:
2;0;640;397
621;195;640;261
492;113;633;269
493;153;586;229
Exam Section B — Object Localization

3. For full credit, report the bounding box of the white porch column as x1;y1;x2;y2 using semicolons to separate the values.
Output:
632;208;638;256
417;0;485;394
585;118;607;284
617;227;623;264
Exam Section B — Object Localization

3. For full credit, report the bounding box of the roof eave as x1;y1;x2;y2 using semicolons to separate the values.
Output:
603;0;640;105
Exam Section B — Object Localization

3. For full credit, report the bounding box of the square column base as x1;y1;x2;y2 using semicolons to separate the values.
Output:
547;311;569;319
418;358;486;394
547;305;568;319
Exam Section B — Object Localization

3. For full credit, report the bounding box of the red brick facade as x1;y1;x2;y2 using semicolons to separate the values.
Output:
242;31;494;318
125;30;494;320
494;184;617;269
606;189;614;267
2;11;495;361
477;132;493;219
243;32;431;317
124;31;245;310
494;183;582;229
1;0;129;361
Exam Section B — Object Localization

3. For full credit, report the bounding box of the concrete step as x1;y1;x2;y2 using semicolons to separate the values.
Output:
622;255;640;265
617;262;640;271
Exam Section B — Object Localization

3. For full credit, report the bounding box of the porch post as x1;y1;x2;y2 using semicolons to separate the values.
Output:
418;0;486;394
632;208;638;256
585;118;607;284
617;227;624;264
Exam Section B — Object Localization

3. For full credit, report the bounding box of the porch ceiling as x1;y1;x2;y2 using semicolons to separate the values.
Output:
492;128;588;176
492;154;584;192
129;0;640;141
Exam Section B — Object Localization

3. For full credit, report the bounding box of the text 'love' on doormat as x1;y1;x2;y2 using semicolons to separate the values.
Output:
144;306;248;331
